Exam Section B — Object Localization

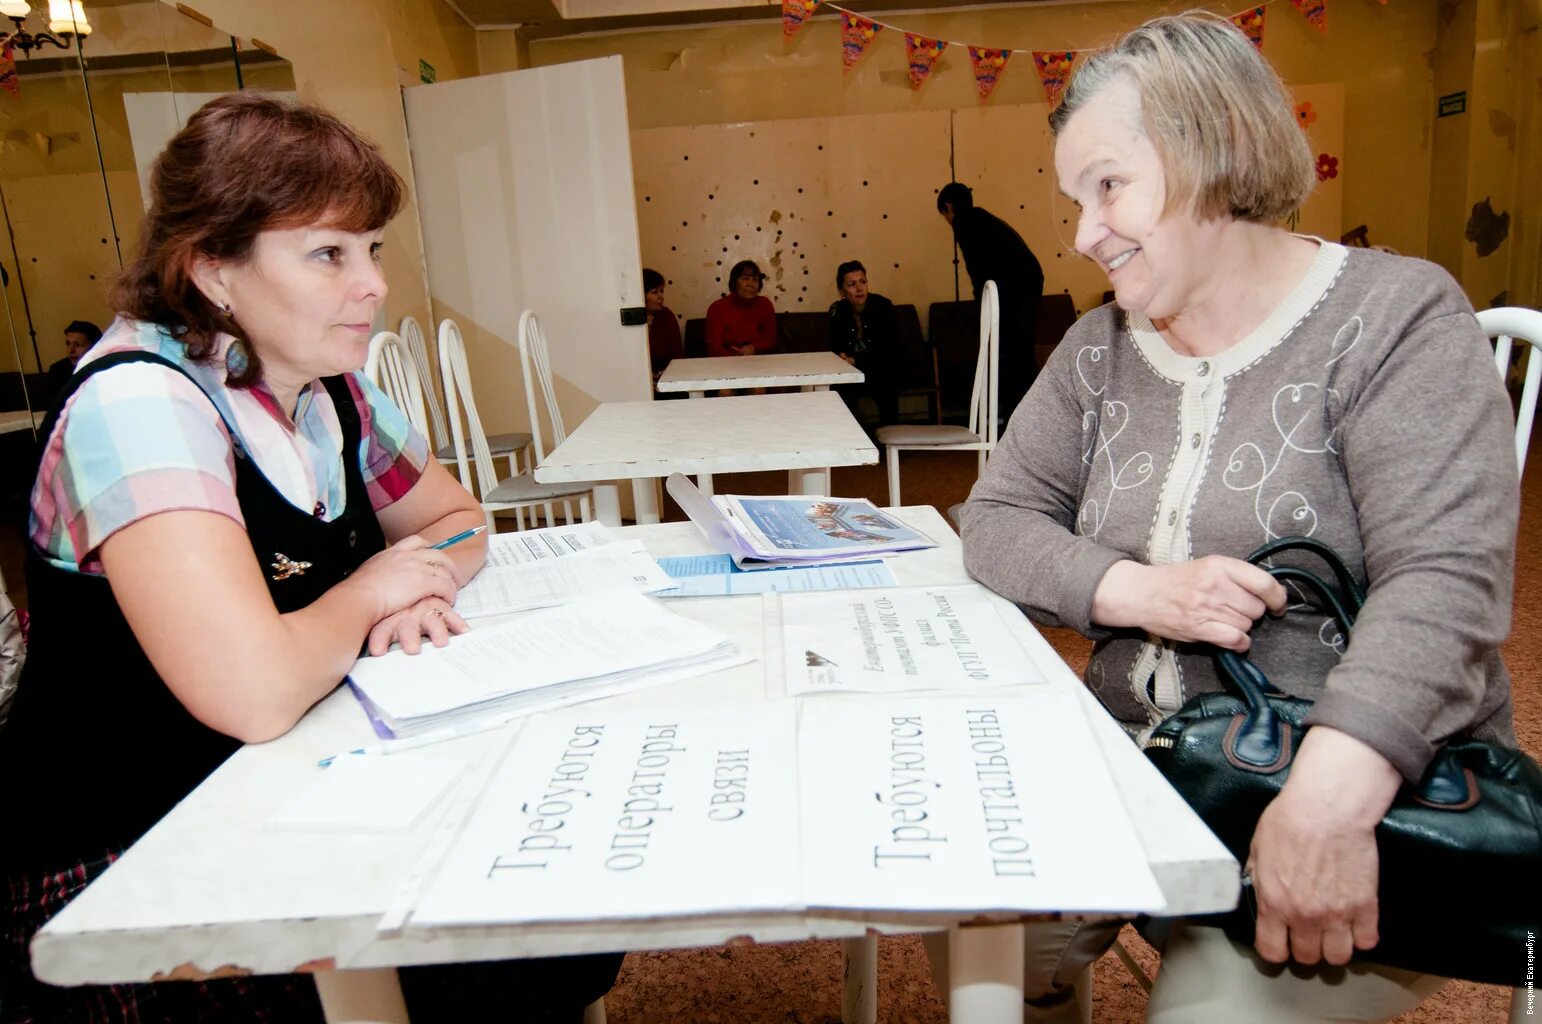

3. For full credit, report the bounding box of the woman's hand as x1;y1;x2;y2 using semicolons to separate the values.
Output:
1247;727;1401;966
1090;557;1287;651
348;536;459;622
838;352;857;366
365;597;468;656
735;344;757;356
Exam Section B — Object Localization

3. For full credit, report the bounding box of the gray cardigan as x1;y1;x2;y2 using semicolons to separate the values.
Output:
960;243;1518;781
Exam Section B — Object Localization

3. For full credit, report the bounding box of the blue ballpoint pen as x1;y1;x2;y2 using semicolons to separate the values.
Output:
431;525;488;550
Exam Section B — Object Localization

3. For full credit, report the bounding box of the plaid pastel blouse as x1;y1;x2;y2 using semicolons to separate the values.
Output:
29;318;429;575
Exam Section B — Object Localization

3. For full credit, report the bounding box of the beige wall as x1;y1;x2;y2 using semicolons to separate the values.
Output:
533;0;1439;275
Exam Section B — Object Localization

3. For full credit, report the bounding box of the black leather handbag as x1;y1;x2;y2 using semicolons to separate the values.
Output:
1143;536;1542;987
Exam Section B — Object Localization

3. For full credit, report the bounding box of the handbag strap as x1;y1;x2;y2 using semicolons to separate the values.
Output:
1240;535;1366;614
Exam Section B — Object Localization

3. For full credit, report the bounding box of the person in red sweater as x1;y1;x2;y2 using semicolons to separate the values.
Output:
705;259;776;358
643;267;682;378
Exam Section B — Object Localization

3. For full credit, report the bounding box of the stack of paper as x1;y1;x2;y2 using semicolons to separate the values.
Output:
347;591;746;738
667;474;936;569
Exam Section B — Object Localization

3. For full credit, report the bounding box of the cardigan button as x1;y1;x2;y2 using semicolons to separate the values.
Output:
1197;361;1210;377
1190;433;1202;449
1167;509;1178;526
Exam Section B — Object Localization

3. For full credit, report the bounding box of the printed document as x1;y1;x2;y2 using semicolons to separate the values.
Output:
347;592;745;736
408;704;801;927
486;521;615;565
780;586;1045;695
656;554;897;597
454;541;673;619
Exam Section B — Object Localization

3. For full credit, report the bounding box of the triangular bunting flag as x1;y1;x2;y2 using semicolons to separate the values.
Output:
968;46;1011;100
1231;6;1266;49
1031;50;1076;106
0;44;16;99
905;34;947;90
1289;0;1327;34
782;0;819;39
840;11;883;72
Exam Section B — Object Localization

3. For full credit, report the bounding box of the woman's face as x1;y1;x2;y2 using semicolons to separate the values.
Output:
1054;76;1213;321
840;269;868;308
201;223;387;385
645;284;666;312
734;268;762;300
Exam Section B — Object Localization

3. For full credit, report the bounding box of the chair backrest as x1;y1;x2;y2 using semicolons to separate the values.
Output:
399;315;450;452
683;318;707;358
436;318;498;501
966;280;1000;447
1476;306;1542;473
516;310;569;465
365;331;430;439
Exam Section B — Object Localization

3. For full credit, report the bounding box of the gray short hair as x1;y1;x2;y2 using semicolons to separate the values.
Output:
1049;12;1313;223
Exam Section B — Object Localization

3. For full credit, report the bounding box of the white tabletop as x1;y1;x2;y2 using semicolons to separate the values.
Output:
533;390;877;483
33;507;1237;989
0;409;44;435
656;352;863;393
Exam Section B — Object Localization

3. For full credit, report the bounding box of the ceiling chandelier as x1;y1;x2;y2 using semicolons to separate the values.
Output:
0;0;92;55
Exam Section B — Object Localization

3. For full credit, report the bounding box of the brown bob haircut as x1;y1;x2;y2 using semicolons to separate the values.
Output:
113;93;405;386
1048;12;1313;224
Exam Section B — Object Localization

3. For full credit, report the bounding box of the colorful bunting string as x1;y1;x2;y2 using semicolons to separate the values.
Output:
787;0;1350;99
1031;50;1076;106
782;0;819;39
905;34;947;90
968;47;1011;100
1231;6;1266;49
840;10;883;72
1288;0;1328;33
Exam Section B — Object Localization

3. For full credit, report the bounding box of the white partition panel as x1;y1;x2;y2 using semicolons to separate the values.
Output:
404;56;649;442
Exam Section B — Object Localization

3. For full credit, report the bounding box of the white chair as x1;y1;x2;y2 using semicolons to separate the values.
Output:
439;317;593;531
1478;305;1542;474
365;331;431;440
874;280;1000;507
404;314;533;472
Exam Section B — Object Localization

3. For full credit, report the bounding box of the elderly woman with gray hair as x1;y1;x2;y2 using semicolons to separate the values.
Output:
957;12;1518;1023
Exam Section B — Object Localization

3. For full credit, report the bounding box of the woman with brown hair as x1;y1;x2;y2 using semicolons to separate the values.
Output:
0;94;620;1023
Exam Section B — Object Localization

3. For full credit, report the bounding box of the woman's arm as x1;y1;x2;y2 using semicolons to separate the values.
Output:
704;300;731;358
376;457;487;584
101;509;457;743
750;298;776;353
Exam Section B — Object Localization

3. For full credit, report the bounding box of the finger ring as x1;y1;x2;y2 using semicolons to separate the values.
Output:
427;559;444;569
432;609;445;618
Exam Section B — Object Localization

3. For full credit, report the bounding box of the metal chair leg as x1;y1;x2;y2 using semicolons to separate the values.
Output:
886;446;902;507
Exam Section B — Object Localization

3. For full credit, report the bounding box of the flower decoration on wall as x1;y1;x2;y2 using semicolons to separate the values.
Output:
1295;101;1317;130
1315;153;1339;181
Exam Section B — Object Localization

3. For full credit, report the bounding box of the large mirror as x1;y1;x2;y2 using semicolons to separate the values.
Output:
0;0;293;452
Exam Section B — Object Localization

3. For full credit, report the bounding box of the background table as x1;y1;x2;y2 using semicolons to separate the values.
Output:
0;409;44;435
656;352;862;397
34;507;1238;1024
534;390;878;524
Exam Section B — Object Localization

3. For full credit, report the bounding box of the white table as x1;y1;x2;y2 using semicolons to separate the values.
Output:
534;390;878;525
0;409;44;435
33;507;1238;1024
656;352;863;398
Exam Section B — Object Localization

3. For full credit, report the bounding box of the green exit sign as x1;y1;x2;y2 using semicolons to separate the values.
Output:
1438;91;1466;117
419;58;437;84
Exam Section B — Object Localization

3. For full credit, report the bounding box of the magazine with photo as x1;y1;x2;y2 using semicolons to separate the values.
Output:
666;474;936;568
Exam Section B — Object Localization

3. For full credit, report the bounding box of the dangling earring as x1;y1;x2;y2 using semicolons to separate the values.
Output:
219;302;233;316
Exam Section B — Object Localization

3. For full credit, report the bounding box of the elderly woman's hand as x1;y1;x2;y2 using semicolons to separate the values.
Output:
366;597;469;656
1247;726;1402;966
1091;556;1287;651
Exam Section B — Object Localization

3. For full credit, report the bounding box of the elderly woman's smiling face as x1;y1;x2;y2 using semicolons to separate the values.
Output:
1055;75;1211;321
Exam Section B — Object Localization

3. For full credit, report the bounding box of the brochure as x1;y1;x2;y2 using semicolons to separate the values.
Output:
666;473;936;569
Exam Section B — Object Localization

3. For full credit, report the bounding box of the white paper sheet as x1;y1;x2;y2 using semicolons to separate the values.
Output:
408;704;801;926
454;541;674;618
266;755;465;832
487;521;615;565
780;586;1046;695
798;693;1165;915
348;592;742;725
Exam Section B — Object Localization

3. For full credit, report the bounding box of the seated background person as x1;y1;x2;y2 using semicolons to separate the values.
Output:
959;13;1517;1023
0;94;621;1024
45;319;101;401
643;266;681;379
705;259;775;358
828;260;898;428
